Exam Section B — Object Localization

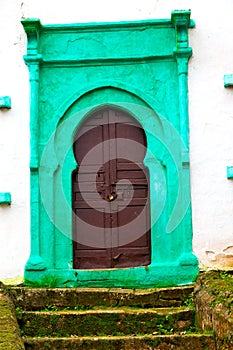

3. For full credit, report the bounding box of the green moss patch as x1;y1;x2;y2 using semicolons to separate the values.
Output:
0;291;24;349
197;270;233;310
11;286;194;311
18;307;194;338
195;270;233;348
23;334;216;350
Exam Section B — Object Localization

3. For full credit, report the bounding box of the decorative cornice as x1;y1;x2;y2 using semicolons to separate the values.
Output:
171;10;192;60
40;55;174;68
171;10;191;28
21;19;42;62
21;18;42;33
24;54;42;65
173;47;192;59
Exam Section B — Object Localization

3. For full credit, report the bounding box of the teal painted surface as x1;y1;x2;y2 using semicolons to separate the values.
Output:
0;192;11;205
22;10;198;288
224;74;233;87
227;166;233;179
0;96;11;109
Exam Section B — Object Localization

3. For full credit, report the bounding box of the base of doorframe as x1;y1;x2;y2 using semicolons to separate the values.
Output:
24;262;199;288
25;255;47;271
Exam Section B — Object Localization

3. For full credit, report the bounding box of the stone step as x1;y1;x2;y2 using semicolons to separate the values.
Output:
18;307;194;337
11;286;194;310
23;334;216;350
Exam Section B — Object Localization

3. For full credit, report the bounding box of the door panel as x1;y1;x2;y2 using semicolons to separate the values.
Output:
72;108;151;269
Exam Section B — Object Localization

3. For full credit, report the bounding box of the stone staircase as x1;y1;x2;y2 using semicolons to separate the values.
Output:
11;286;216;349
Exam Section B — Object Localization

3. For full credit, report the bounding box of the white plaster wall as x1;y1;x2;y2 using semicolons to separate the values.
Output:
0;0;30;283
188;1;233;268
0;0;233;282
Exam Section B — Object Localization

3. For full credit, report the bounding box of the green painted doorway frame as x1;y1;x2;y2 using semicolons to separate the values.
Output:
22;10;198;287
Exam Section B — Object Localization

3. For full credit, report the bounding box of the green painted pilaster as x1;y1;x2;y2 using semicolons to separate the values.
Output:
172;10;198;267
22;19;46;272
172;10;192;149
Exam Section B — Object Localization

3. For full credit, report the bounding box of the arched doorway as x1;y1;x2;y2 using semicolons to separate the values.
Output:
72;107;151;269
23;14;199;287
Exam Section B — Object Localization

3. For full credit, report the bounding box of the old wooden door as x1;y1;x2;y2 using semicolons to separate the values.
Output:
72;108;151;269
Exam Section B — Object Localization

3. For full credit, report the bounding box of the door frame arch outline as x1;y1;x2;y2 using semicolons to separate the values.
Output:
37;85;197;287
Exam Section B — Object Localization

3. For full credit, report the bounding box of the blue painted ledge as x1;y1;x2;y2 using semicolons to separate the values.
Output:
0;96;11;109
224;75;233;88
0;192;11;204
227;166;233;179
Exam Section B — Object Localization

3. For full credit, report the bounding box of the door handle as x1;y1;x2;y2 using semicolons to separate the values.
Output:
108;193;117;201
113;253;122;260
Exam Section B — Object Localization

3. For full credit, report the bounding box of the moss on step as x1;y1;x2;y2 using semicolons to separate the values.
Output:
18;307;194;338
0;291;24;349
23;334;216;350
11;286;194;311
8;275;233;349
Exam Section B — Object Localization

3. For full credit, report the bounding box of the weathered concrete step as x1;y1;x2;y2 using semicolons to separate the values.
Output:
18;307;194;337
23;334;216;350
11;286;194;310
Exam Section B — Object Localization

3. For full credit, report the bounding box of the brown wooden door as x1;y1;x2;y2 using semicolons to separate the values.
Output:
72;108;151;269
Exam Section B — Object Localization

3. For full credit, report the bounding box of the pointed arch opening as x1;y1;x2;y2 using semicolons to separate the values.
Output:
72;107;151;269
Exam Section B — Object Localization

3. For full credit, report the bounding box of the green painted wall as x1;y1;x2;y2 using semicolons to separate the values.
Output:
22;10;198;288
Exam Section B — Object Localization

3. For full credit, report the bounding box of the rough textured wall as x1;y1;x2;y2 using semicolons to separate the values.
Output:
0;0;233;282
194;271;233;349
